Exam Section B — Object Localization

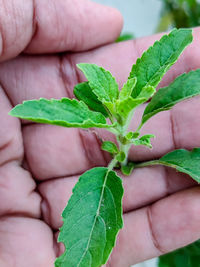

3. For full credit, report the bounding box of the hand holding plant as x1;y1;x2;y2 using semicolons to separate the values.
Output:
10;28;200;267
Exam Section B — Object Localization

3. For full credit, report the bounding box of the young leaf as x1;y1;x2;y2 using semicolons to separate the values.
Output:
129;28;193;97
116;151;126;162
141;69;200;126
116;85;155;121
121;162;135;176
159;240;200;267
77;63;119;103
119;77;137;100
9;98;112;129
101;141;119;154
74;82;109;117
137;85;156;99
126;132;140;139
132;134;155;148
116;97;146;120
55;167;124;267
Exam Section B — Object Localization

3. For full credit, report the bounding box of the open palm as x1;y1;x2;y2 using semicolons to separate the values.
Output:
0;1;200;266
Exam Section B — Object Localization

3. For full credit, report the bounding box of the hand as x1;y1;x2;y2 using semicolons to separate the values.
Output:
0;1;200;266
0;0;122;266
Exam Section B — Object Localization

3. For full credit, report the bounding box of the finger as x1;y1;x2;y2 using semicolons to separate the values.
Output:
0;0;122;61
0;85;41;217
38;166;196;229
1;28;200;106
0;216;56;267
1;29;200;179
105;187;200;266
69;27;200;88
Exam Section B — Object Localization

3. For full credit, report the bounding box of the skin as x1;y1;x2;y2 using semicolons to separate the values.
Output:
0;0;200;266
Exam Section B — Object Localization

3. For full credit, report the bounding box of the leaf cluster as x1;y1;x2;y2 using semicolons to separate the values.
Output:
9;28;200;267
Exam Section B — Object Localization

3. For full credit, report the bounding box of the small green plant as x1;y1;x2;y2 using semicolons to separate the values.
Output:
9;28;200;267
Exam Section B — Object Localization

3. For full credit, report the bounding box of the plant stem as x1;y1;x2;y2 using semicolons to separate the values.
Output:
108;157;118;171
134;160;160;168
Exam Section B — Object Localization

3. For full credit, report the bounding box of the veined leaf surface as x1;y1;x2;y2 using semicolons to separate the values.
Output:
9;98;111;128
55;167;124;267
157;148;200;183
129;28;193;97
141;69;200;125
74;82;109;117
77;63;119;103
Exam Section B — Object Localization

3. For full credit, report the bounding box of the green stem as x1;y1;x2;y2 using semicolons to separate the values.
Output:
134;160;160;168
108;157;118;171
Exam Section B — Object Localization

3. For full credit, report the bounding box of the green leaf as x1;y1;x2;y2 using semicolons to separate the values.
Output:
9;98;111;129
116;97;146;120
74;82;109;117
129;28;193;97
77;63;119;103
132;134;155;148
159;240;200;267
55;167;124;267
116;85;155;121
121;162;135;175
119;77;137;100
125;132;140;139
137;85;156;99
141;69;200;125
158;148;200;183
101;141;119;154
116;151;126;162
115;33;134;42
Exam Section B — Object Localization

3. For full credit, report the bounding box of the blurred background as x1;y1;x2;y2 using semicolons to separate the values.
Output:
94;0;162;38
92;0;200;266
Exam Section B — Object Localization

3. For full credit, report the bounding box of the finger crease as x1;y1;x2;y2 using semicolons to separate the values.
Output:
59;54;82;99
30;0;39;44
169;109;178;150
163;166;171;196
146;206;166;254
0;24;4;58
58;54;74;99
78;129;95;168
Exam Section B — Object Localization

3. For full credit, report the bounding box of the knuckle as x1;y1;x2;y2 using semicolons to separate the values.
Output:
0;0;34;61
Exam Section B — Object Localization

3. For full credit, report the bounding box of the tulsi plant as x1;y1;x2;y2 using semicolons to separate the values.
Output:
9;28;200;267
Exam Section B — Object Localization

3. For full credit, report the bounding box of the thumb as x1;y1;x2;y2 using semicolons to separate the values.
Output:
0;0;123;62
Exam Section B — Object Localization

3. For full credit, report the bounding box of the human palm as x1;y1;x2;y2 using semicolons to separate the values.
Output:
0;1;200;266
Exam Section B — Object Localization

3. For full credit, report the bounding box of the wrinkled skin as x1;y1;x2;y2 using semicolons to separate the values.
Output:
0;1;200;266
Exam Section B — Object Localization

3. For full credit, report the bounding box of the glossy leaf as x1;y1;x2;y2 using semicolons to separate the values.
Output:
101;141;119;154
141;69;200;125
74;82;109;117
129;28;193;97
55;167;124;267
77;63;119;103
9;98;111;129
159;148;200;183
